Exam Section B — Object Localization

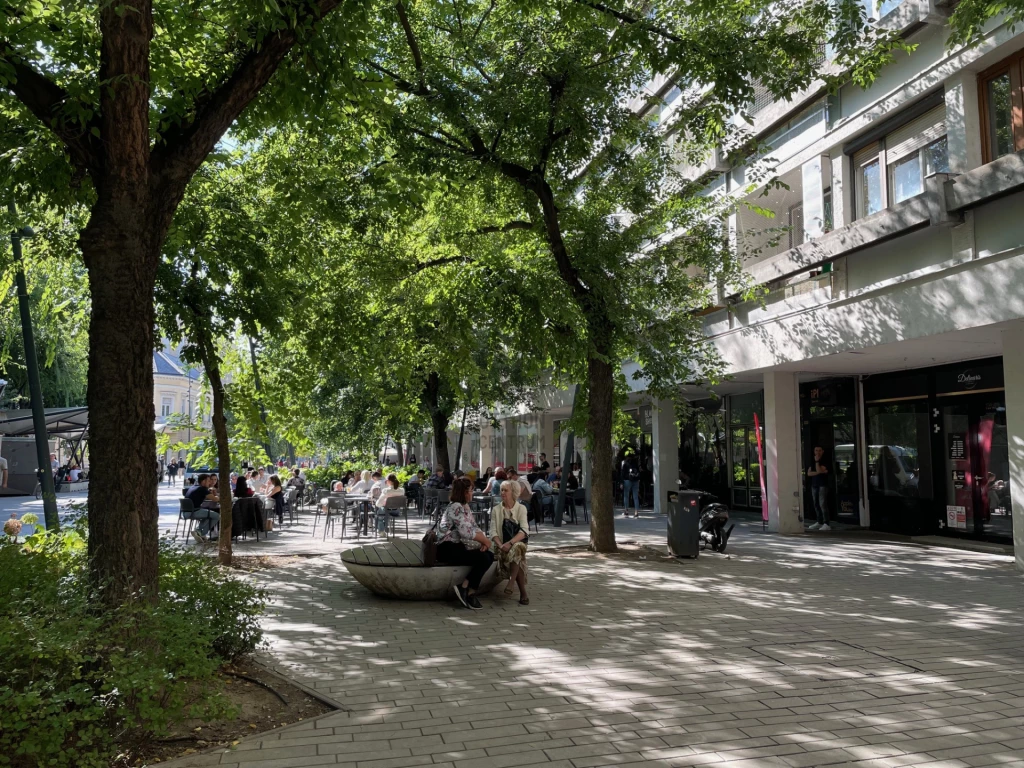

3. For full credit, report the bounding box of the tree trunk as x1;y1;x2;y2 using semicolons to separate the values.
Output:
194;345;233;566
396;439;405;466
431;410;451;474
587;351;617;553
455;406;468;471
81;219;161;601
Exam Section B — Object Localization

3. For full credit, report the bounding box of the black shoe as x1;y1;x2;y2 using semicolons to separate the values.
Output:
467;594;483;610
452;584;469;608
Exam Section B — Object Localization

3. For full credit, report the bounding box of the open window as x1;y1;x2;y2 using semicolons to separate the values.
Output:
979;50;1024;163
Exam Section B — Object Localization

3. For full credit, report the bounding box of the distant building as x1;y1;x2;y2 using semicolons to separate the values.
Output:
154;346;210;467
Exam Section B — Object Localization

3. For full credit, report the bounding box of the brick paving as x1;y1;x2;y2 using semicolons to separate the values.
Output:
165;517;1024;768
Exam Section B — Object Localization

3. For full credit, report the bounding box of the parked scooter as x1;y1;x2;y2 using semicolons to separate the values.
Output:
697;493;734;553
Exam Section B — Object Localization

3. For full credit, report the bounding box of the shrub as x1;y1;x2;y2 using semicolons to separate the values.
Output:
306;460;424;488
0;522;267;768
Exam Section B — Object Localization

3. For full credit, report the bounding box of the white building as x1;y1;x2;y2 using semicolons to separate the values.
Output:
410;3;1024;569
154;346;210;467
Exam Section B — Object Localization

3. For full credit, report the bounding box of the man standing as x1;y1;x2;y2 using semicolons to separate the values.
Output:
806;445;831;531
537;453;550;474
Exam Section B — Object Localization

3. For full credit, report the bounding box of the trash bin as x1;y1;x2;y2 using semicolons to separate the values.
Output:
667;490;701;558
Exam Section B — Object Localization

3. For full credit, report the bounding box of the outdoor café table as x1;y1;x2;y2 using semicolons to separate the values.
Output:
346;494;374;536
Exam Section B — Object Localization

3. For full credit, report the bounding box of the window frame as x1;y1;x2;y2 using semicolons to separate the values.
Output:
979;51;1024;164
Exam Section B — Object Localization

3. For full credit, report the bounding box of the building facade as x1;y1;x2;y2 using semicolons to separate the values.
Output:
411;3;1024;569
154;347;210;467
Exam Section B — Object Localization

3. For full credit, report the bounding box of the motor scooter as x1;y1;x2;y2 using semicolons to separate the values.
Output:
696;492;734;553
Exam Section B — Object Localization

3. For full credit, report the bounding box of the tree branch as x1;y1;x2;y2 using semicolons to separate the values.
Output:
394;1;428;94
571;0;683;44
412;255;474;272
0;44;101;177
151;0;343;217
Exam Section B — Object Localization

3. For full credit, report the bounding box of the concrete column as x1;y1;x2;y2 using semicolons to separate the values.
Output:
764;371;804;534
651;398;679;516
945;72;983;175
830;153;846;230
540;412;555;470
1001;329;1024;572
480;422;495;472
503;419;518;470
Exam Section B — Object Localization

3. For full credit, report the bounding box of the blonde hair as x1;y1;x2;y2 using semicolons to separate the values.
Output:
361;470;372;482
499;480;518;498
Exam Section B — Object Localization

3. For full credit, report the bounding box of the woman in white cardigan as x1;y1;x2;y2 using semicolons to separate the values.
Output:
491;480;530;605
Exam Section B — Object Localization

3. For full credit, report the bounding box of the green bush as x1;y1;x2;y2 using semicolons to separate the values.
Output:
306;460;424;488
0;521;267;768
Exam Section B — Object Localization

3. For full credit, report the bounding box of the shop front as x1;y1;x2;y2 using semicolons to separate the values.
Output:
864;358;1011;542
799;378;861;528
726;391;764;510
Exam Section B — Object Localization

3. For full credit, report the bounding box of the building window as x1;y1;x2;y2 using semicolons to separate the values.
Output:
160;396;173;417
852;104;947;219
979;51;1024;162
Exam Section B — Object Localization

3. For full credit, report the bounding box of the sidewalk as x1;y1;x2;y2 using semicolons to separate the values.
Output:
165;514;1024;768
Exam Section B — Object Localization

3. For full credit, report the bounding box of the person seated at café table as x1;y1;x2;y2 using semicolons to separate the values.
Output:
266;474;285;525
348;470;374;494
407;469;425;486
374;473;406;534
532;474;558;520
425;466;448;489
491;480;530;605
286;468;305;496
184;473;220;543
546;465;561;485
484;467;507;500
234;472;254;498
506;468;532;504
370;470;385;499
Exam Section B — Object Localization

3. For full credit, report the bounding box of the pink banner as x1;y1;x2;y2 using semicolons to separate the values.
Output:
753;413;768;522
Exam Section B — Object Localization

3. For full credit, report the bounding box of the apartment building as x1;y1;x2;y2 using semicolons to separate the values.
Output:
154;346;210;465
411;2;1024;568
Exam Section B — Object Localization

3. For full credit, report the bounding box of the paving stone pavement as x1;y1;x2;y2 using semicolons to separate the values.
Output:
166;517;1024;768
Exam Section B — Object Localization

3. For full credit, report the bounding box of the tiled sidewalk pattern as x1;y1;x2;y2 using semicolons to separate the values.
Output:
169;521;1024;768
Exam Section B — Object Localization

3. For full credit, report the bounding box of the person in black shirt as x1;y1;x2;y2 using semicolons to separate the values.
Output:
184;473;220;543
537;453;550;474
806;445;831;531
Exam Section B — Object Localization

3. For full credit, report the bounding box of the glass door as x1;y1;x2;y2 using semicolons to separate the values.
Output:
730;426;749;507
977;400;1012;539
940;403;974;534
866;400;933;534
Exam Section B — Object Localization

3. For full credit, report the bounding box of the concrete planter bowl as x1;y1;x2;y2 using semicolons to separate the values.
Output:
341;541;499;600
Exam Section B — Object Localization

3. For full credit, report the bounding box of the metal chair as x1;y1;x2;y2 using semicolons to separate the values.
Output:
232;497;263;541
378;494;409;538
175;498;197;540
572;488;589;523
324;494;350;541
422;487;439;520
432;489;451;523
528;492;542;533
284;488;298;525
311;490;331;536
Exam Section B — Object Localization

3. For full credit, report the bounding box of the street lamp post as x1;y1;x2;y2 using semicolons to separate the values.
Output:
9;205;59;530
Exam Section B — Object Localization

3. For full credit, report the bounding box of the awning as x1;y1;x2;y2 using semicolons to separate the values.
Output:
0;407;89;440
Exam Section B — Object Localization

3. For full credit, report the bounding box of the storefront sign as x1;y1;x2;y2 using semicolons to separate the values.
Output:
638;405;653;434
935;361;1004;395
948;433;966;460
808;382;838;406
946;505;968;530
951;469;966;490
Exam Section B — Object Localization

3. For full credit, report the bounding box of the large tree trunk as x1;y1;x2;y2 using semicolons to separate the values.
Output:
82;218;161;601
587;351;617;553
431;410;451;474
423;371;452;473
195;344;233;566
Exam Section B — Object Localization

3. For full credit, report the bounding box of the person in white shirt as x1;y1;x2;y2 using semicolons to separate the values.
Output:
348;470;374;494
68;464;81;483
374;473;406;535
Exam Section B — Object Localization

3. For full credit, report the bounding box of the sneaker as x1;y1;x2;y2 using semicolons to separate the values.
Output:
452;584;469;608
466;594;483;610
819;524;831;532
192;530;207;543
806;523;821;531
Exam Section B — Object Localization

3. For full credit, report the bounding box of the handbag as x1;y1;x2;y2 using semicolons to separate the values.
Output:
502;518;524;544
421;520;439;566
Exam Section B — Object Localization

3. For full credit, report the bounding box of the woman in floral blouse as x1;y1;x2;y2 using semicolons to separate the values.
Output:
437;477;494;610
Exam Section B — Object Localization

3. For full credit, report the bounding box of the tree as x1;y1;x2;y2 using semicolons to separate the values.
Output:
947;1;1024;47
1;1;363;600
346;0;895;551
156;155;292;564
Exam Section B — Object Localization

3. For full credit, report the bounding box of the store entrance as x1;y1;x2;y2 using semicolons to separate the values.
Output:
936;394;1011;540
800;379;860;527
